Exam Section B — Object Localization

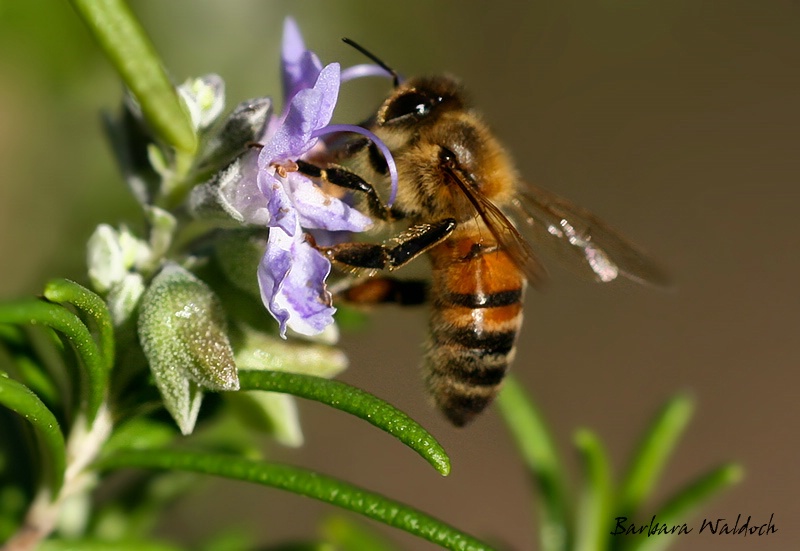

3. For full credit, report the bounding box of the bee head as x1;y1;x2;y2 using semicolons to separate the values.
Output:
340;39;466;129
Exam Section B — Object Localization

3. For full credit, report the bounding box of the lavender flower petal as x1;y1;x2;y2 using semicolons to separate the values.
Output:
258;227;335;337
216;149;272;225
258;230;292;335
255;168;298;236
259;63;341;164
281;17;323;102
284;172;372;232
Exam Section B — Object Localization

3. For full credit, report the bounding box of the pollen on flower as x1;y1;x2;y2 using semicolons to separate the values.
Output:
271;159;299;178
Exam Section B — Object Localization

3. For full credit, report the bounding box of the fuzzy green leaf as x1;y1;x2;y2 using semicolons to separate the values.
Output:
237;370;450;476
97;450;495;551
495;376;571;551
0;300;106;423
68;0;196;154
0;374;66;496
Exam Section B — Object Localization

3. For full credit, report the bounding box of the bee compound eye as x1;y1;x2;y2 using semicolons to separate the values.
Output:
438;147;457;167
383;91;433;123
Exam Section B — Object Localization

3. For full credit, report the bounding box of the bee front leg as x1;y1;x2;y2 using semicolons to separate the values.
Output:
295;160;395;221
320;218;457;271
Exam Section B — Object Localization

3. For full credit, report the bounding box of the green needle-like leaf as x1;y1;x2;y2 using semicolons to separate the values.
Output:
574;429;613;551
10;354;60;406
0;374;66;496
44;278;115;373
617;394;694;520
237;370;451;476
0;300;106;423
98;450;496;551
495;376;570;551
68;0;197;154
624;463;743;551
0;323;26;346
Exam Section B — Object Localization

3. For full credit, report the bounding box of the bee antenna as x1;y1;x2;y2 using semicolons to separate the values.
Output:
342;37;400;88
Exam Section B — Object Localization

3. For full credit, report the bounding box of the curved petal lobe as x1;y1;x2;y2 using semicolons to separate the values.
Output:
258;228;335;338
281;17;323;101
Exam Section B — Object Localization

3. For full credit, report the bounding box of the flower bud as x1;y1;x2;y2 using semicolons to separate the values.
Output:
178;74;226;132
198;96;272;174
188;154;256;224
138;264;239;434
87;224;127;294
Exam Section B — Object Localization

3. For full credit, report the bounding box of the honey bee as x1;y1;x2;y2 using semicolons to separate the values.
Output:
299;45;669;426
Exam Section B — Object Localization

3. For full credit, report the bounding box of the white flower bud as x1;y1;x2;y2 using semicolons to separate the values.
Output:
87;225;127;293
179;74;226;131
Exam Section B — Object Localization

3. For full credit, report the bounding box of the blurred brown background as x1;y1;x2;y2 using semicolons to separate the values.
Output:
1;1;798;549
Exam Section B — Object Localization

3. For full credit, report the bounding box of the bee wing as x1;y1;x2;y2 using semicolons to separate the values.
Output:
449;171;548;287
510;183;671;287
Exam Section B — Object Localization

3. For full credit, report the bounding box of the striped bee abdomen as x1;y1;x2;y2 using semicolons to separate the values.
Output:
425;237;525;426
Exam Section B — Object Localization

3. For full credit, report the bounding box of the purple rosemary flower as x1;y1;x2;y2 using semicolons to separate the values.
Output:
225;18;400;338
256;62;372;337
281;17;324;102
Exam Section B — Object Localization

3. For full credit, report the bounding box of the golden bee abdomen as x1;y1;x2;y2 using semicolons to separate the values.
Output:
426;238;525;426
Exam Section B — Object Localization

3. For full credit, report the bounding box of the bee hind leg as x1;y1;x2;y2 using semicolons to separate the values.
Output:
336;277;428;306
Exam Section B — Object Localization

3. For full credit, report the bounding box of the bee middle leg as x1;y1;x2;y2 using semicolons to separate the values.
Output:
319;218;457;271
